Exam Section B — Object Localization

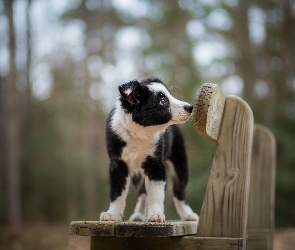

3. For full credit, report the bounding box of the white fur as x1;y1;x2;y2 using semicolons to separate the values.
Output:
111;98;170;173
173;197;199;221
167;160;199;222
101;82;197;222
105;99;168;222
100;176;130;221
148;83;191;123
111;99;168;141
124;88;132;96
122;143;151;173
111;82;191;143
145;178;166;222
129;194;147;221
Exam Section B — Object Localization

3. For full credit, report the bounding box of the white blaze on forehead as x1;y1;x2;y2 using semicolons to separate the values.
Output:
124;88;132;95
148;82;192;123
147;83;188;106
147;82;172;97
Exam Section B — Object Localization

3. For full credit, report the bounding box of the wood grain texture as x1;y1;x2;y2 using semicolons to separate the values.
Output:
247;125;276;250
197;96;253;246
91;236;243;250
247;229;272;250
69;221;198;237
69;221;115;236
194;83;226;142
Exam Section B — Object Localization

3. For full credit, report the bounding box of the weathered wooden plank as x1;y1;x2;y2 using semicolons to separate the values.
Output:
91;236;243;250
247;125;276;250
194;83;226;142
116;221;198;237
70;83;257;250
69;221;198;237
196;95;253;248
69;221;115;236
247;229;272;250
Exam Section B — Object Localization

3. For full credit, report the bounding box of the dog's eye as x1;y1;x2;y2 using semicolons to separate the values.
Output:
159;96;168;105
158;92;169;105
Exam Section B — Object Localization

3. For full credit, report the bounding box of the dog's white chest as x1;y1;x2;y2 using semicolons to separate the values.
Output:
111;105;165;171
122;139;155;172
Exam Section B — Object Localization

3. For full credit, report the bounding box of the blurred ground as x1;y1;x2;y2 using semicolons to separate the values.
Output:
274;228;295;250
0;224;295;250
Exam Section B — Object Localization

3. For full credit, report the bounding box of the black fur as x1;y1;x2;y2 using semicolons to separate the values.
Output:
104;77;194;221
131;174;146;195
109;159;129;202
169;125;189;200
119;78;173;127
106;109;126;158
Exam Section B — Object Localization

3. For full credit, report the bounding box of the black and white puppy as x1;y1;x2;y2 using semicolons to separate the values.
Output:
100;77;199;222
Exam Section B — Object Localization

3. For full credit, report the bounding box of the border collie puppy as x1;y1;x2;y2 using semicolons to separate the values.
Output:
100;77;199;222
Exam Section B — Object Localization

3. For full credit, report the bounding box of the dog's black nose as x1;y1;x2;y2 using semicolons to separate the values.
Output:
184;105;193;113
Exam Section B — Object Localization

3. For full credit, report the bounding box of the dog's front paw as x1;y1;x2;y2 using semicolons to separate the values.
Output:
183;212;199;222
129;212;146;222
100;212;121;221
147;213;165;222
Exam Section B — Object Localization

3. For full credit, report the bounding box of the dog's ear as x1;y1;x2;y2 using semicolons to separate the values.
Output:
118;80;143;105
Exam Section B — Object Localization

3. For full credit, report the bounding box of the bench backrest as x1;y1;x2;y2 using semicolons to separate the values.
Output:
247;125;276;249
194;83;253;247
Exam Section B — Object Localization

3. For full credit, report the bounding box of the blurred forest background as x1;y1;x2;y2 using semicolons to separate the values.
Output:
0;0;295;248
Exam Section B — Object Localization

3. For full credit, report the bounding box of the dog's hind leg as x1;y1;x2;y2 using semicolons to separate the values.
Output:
100;159;130;221
129;194;147;221
129;174;147;221
171;161;199;221
169;128;199;221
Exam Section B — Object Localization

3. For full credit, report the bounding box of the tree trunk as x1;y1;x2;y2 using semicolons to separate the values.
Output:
81;0;97;218
0;77;7;212
24;0;32;114
278;0;294;121
234;0;256;105
4;0;22;229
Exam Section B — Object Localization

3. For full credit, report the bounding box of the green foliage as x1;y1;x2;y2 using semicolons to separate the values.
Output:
1;0;294;227
272;121;295;226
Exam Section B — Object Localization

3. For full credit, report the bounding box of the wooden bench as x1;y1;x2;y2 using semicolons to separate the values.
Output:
247;125;276;250
69;83;276;250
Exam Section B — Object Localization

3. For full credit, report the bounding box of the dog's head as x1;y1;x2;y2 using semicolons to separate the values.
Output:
118;77;193;127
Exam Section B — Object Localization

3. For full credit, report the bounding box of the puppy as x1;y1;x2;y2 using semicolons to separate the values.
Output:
100;77;199;222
